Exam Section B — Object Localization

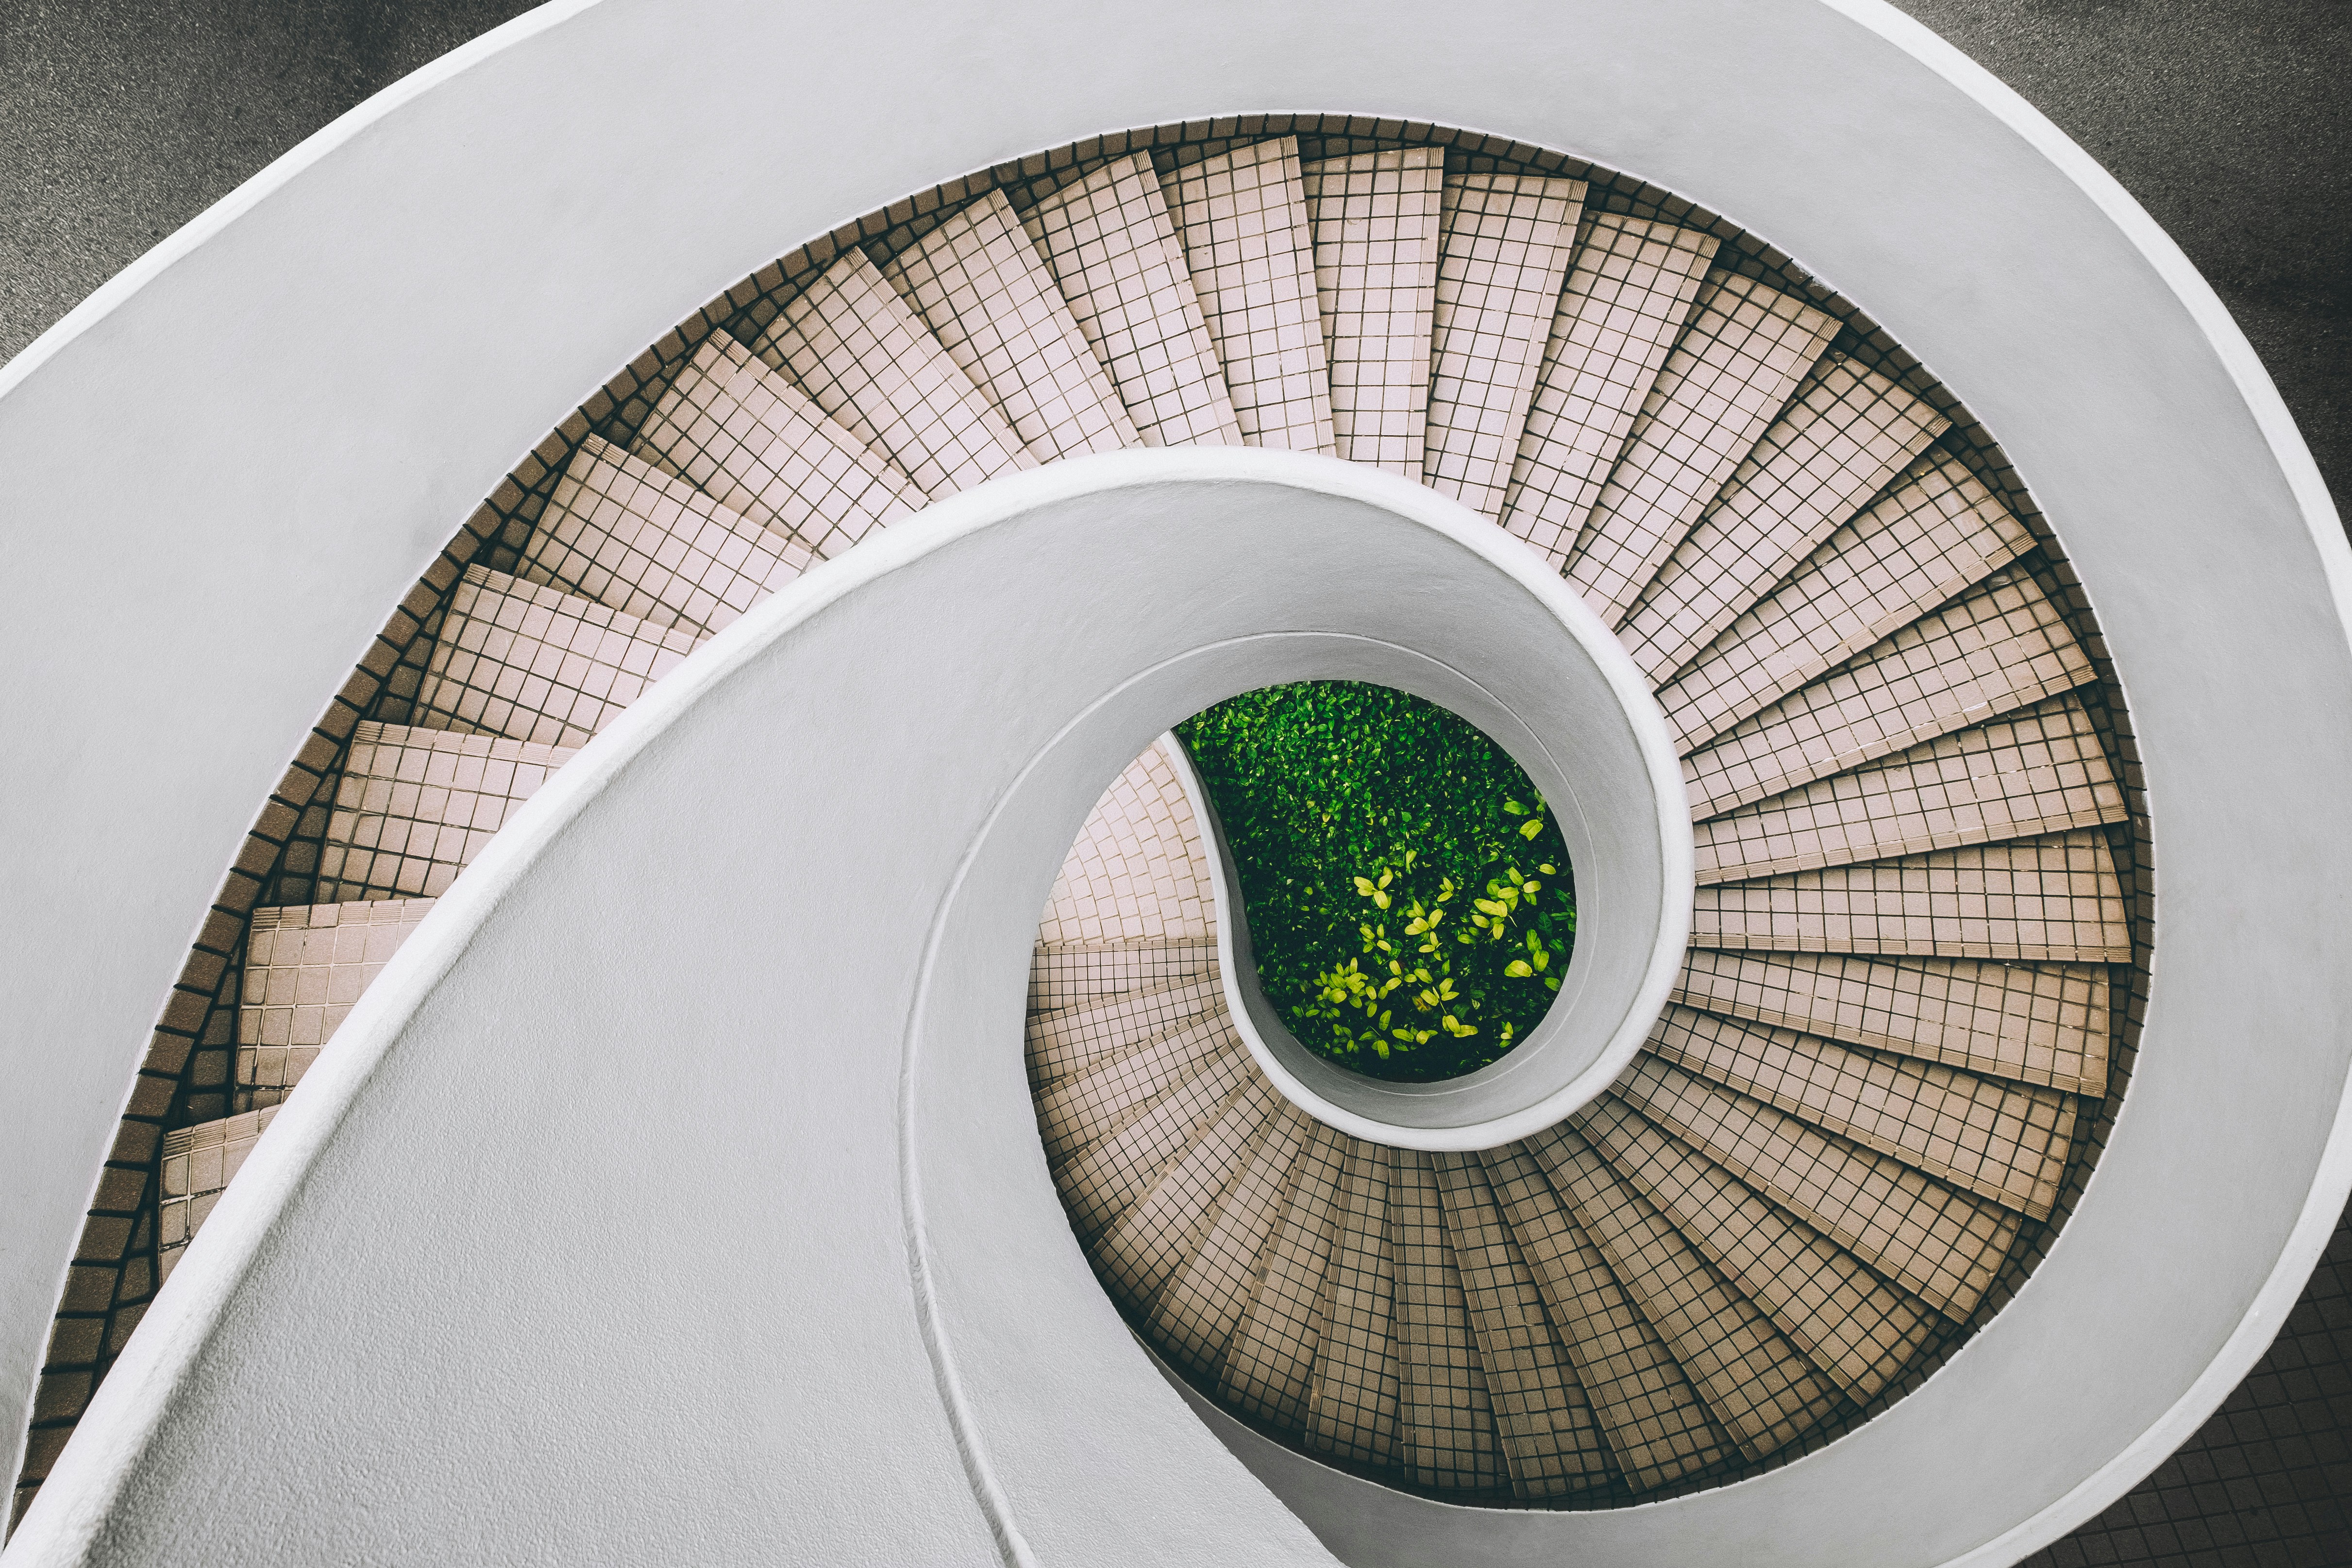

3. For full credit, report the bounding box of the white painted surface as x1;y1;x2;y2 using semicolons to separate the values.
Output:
0;0;2344;1562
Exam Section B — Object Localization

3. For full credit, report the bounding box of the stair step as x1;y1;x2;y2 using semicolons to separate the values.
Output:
1671;950;2111;1096
1645;1004;2076;1217
1658;453;2036;755
1691;693;2127;884
1150;1103;1314;1376
1038;743;1213;945
1024;975;1224;1086
1302;148;1444;475
316;724;574;902
520;435;809;638
634;336;920;559
1433;1149;1615;1499
1499;214;1721;569
1532;1124;1842;1462
1025;152;1244;448
236;899;432;1112
1161;138;1336;454
1617;358;1951;683
751;249;1029;500
1025;938;1217;1013
884;188;1140;461
1480;1143;1733;1491
1682;565;2097;818
1095;1076;1284;1311
1690;827;2133;961
1573;1096;1934;1402
1564;272;1839;625
1302;1140;1403;1467
1391;1147;1505;1492
1419;173;1587;520
415;566;702;748
1035;1014;1234;1165
156;1106;281;1281
1603;1064;2017;1319
1055;1032;1253;1240
1219;1121;1349;1433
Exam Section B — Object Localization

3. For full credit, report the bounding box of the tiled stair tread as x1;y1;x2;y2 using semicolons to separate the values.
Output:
633;336;920;561
1038;743;1216;945
1304;1140;1403;1467
1672;949;2111;1095
1161;137;1336;454
1302;147;1443;474
1024;976;1226;1084
1690;828;2133;961
1573;1096;1935;1401
1690;693;2127;884
1025;939;1218;1012
1035;1013;1236;1164
1605;1063;2018;1318
1645;1004;2076;1217
1564;271;1840;626
1150;1104;1314;1375
1618;358;1952;684
415;566;703;750
1683;567;2098;818
1026;151;1244;448
751;248;1028;500
237;898;433;1111
1434;1149;1614;1498
1056;1044;1254;1240
1096;1077;1285;1310
1659;452;2036;755
1219;1122;1349;1432
1500;214;1720;569
1481;1143;1733;1490
316;724;575;903
157;1105;282;1276
1532;1125;1843;1462
1390;1148;1505;1492
1420;171;1587;521
883;188;1140;462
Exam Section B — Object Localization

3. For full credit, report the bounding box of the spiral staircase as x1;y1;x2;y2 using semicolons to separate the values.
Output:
3;5;2346;1565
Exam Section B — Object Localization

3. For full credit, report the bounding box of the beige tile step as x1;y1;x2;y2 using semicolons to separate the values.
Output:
1023;975;1226;1087
1602;1062;2018;1319
1390;1147;1505;1493
1480;1143;1733;1491
1303;1140;1403;1468
1038;743;1215;946
415;566;702;749
1644;1004;2077;1218
1054;1032;1254;1241
1149;1102;1314;1377
519;435;810;639
157;1106;280;1283
1302;148;1444;475
1563;272;1840;625
1094;1076;1286;1313
1572;1095;1935;1403
1658;452;2037;755
1530;1123;1843;1463
633;336;920;560
1219;1122;1349;1434
1420;172;1587;521
1671;949;2112;1096
1161;138;1335;454
1026;152;1244;448
315;724;573;903
1433;1149;1614;1500
1499;214;1721;570
1690;828;2134;961
1682;564;2098;818
1617;358;1951;683
1033;1013;1238;1165
750;249;1029;501
236;899;433;1112
1025;938;1218;1014
1691;693;2127;884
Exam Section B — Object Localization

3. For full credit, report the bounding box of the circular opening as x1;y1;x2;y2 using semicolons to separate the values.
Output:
1176;680;1577;1083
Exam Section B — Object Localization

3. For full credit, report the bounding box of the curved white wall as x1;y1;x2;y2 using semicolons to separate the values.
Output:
1;0;2347;1563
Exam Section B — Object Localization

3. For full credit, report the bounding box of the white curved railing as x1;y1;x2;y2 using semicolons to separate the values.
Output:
3;0;2348;1562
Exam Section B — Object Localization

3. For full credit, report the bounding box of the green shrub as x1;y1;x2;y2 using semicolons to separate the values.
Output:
1176;681;1576;1083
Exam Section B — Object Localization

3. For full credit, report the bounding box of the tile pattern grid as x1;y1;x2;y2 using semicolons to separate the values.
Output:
236;899;432;1111
313;724;573;903
1302;148;1443;474
1037;744;1215;944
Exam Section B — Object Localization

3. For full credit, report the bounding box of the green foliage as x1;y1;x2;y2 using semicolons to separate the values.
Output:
1176;681;1577;1083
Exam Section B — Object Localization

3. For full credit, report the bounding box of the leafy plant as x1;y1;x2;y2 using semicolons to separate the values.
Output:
1176;681;1577;1083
